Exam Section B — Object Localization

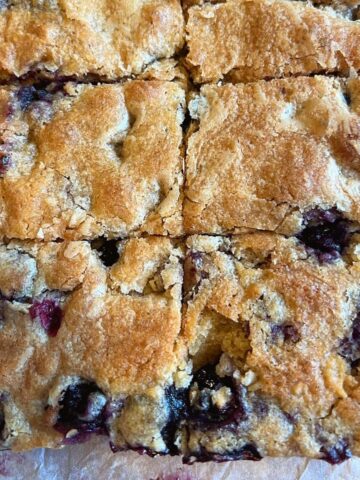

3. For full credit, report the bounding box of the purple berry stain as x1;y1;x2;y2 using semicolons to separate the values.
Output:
271;324;300;343
297;208;351;262
339;312;360;364
0;153;11;175
29;299;62;337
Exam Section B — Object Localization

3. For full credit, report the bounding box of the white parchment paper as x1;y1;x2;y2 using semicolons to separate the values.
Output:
1;436;360;480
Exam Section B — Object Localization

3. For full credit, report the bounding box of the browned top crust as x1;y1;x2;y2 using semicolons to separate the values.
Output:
183;233;360;458
0;81;185;240
185;0;360;83
0;0;184;80
0;237;184;450
184;76;360;235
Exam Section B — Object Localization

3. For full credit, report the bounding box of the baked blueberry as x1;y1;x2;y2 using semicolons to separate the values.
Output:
29;299;62;337
91;238;119;267
183;252;208;299
0;153;11;175
54;381;107;439
161;385;189;454
297;208;351;262
271;324;300;343
189;364;248;429
320;439;352;464
339;312;360;364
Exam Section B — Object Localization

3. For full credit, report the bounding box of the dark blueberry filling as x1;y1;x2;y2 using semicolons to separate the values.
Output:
162;385;189;455
91;238;119;267
110;442;158;457
54;381;107;438
183;252;209;299
271;324;300;343
188;364;249;430
339;312;360;365
0;407;4;440
0;153;11;175
320;439;352;464
17;86;54;111
29;299;62;337
343;92;352;107
297;208;351;262
183;443;262;465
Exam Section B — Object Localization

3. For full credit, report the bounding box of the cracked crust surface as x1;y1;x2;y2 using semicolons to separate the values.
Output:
185;0;360;84
0;0;184;80
0;237;185;450
182;233;360;459
184;76;360;235
0;81;185;240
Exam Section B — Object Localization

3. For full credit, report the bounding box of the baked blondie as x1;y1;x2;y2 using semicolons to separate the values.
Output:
0;80;185;240
184;76;360;237
180;232;360;463
185;0;360;83
0;1;184;80
0;236;188;452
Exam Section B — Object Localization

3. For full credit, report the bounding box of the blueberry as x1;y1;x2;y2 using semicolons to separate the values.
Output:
343;93;351;107
183;252;209;299
161;385;189;455
0;407;4;440
184;443;262;464
17;86;53;111
54;381;107;436
297;208;351;262
0;153;11;175
339;312;360;364
320;439;352;464
192;364;232;391
271;324;300;343
29;299;62;337
91;238;119;267
17;86;37;110
189;365;248;429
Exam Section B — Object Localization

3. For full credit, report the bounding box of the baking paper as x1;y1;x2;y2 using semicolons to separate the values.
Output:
1;436;360;479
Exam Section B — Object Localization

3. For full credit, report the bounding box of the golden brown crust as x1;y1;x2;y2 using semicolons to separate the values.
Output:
0;237;184;451
184;76;360;235
186;0;360;83
0;81;185;240
183;233;360;458
0;1;184;80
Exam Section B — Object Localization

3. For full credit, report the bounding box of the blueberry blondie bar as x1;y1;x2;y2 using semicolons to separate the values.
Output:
184;76;360;236
0;80;185;240
186;0;360;83
0;237;187;451
0;1;184;80
180;232;360;462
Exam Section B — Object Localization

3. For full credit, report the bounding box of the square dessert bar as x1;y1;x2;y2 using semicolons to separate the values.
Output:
184;76;360;237
0;236;188;451
0;1;184;80
181;232;360;463
185;0;360;83
0;80;185;240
